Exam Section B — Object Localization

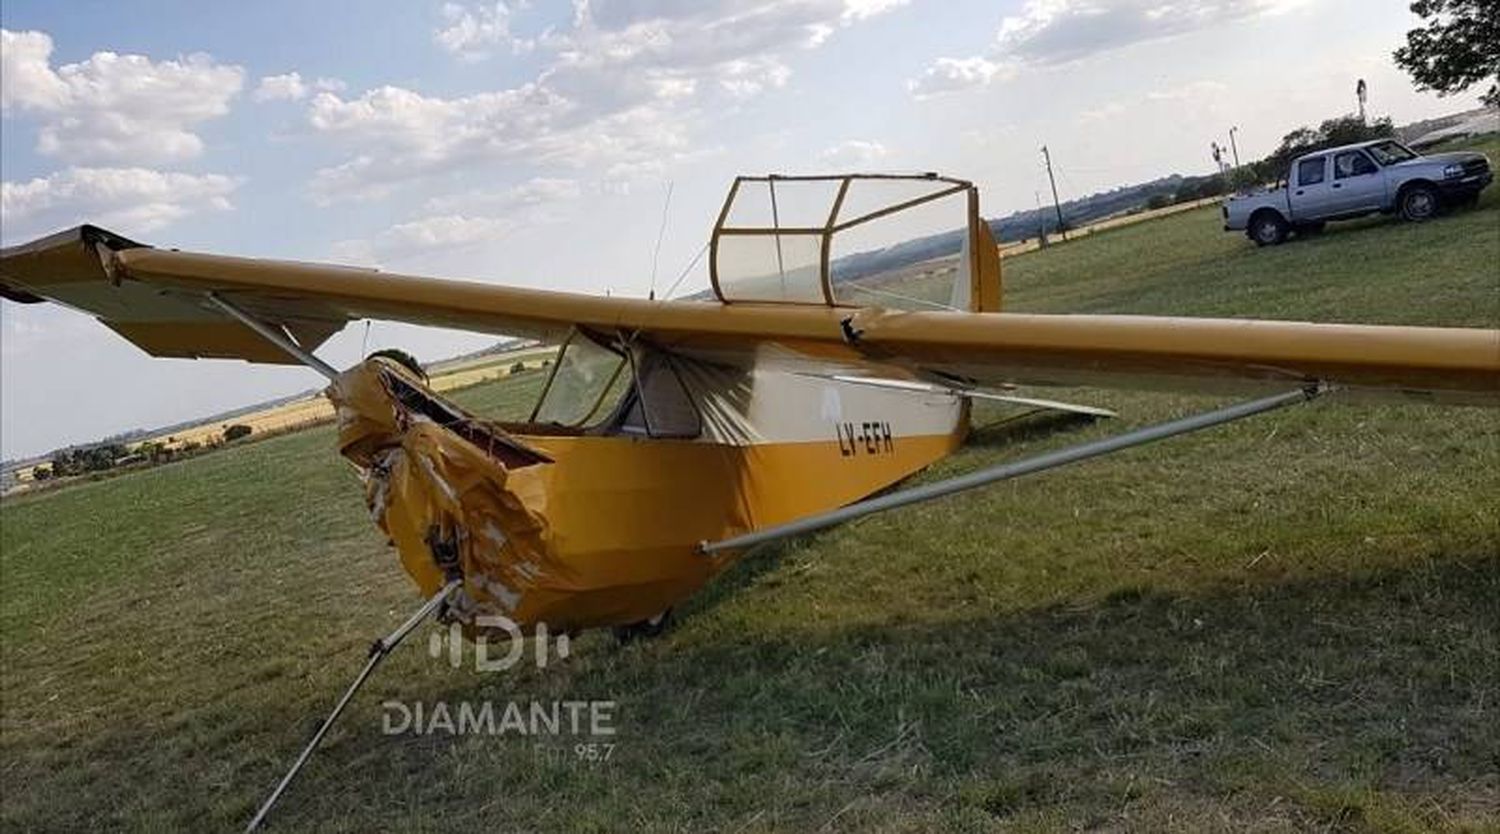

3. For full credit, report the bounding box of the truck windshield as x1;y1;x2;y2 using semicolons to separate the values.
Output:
1365;140;1418;166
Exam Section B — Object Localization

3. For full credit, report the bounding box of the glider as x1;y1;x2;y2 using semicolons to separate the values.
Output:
4;174;1496;827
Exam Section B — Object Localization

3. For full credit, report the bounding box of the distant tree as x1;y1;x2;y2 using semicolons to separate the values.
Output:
1229;165;1270;190
50;443;128;475
49;451;75;477
31;466;51;481
1393;0;1500;108
1145;193;1173;210
1318;114;1396;146
223;424;253;442
511;361;528;375
1253;115;1397;183
1195;175;1228;199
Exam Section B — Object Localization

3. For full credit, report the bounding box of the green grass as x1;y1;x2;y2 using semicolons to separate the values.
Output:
2;139;1497;832
1002;135;1500;328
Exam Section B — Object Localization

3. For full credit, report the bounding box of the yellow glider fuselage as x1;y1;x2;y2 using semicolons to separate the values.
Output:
330;351;969;633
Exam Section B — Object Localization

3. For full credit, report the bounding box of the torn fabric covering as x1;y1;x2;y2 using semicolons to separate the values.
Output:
325;356;754;633
328;358;558;635
323;352;968;634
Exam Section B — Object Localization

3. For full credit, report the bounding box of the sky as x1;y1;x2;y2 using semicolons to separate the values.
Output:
0;0;1486;460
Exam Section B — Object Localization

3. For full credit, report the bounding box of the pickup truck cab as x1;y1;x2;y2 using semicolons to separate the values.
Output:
1223;139;1492;245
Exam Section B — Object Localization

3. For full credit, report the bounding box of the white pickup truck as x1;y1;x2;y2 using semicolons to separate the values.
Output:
1222;138;1492;245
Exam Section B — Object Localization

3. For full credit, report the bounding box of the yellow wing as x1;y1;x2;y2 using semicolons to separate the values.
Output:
2;225;1496;404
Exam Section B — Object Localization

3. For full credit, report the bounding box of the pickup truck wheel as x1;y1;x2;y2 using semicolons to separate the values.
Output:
1250;212;1288;246
1399;184;1439;222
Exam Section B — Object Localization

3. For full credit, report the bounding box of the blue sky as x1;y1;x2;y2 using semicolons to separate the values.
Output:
0;0;1485;459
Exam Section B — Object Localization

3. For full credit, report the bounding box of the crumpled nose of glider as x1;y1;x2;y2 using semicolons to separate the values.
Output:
325;358;557;632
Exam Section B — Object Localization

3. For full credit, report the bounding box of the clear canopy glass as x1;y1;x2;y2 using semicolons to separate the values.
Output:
710;174;977;310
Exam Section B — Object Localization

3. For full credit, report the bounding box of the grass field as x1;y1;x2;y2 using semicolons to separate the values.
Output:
2;138;1497;832
5;346;556;492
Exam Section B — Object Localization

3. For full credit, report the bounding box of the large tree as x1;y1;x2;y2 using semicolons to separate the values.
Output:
1393;0;1500;108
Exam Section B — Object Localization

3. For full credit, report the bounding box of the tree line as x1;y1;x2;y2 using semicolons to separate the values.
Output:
1228;115;1398;190
30;424;254;482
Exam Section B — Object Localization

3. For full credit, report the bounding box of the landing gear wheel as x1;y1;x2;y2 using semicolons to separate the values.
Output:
612;609;673;644
1250;212;1288;246
1399;184;1439;222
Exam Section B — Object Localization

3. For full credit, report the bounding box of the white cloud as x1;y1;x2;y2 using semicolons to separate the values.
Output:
386;214;513;247
1077;79;1229;123
434;2;534;59
1145;79;1229;101
908;57;1009;98
312;1;907;204
253;72;308;101
304;82;575;203
423;176;582;213
818;139;888;166
330;214;516;267
332;175;598;265
0;29;243;164
910;0;1294;98
0;30;69;110
717;56;791;98
995;0;1290;66
0;167;240;242
841;0;909;22
306;155;393;205
1077;101;1127;123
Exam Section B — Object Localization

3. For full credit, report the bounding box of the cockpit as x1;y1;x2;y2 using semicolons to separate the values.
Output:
522;328;705;439
375;173;1003;450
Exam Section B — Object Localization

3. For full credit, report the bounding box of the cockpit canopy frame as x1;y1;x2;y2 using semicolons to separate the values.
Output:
708;173;1000;312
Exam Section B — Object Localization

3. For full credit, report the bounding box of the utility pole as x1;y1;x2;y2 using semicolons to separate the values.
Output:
1228;126;1241;168
1040;145;1066;241
1034;191;1047;247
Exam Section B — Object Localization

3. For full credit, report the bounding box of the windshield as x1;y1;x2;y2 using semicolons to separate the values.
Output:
1365;140;1418;166
529;330;629;427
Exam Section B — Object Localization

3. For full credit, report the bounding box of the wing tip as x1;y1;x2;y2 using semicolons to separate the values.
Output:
1;223;149;259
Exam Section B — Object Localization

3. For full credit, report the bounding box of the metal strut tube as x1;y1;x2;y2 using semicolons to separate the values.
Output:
206;292;341;381
245;579;461;832
699;384;1326;555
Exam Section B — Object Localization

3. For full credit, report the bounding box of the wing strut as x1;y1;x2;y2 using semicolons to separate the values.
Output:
245;579;461;832
699;384;1327;556
207;292;341;381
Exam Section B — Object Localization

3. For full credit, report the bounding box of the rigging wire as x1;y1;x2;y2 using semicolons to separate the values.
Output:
648;181;674;300
663;239;710;300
